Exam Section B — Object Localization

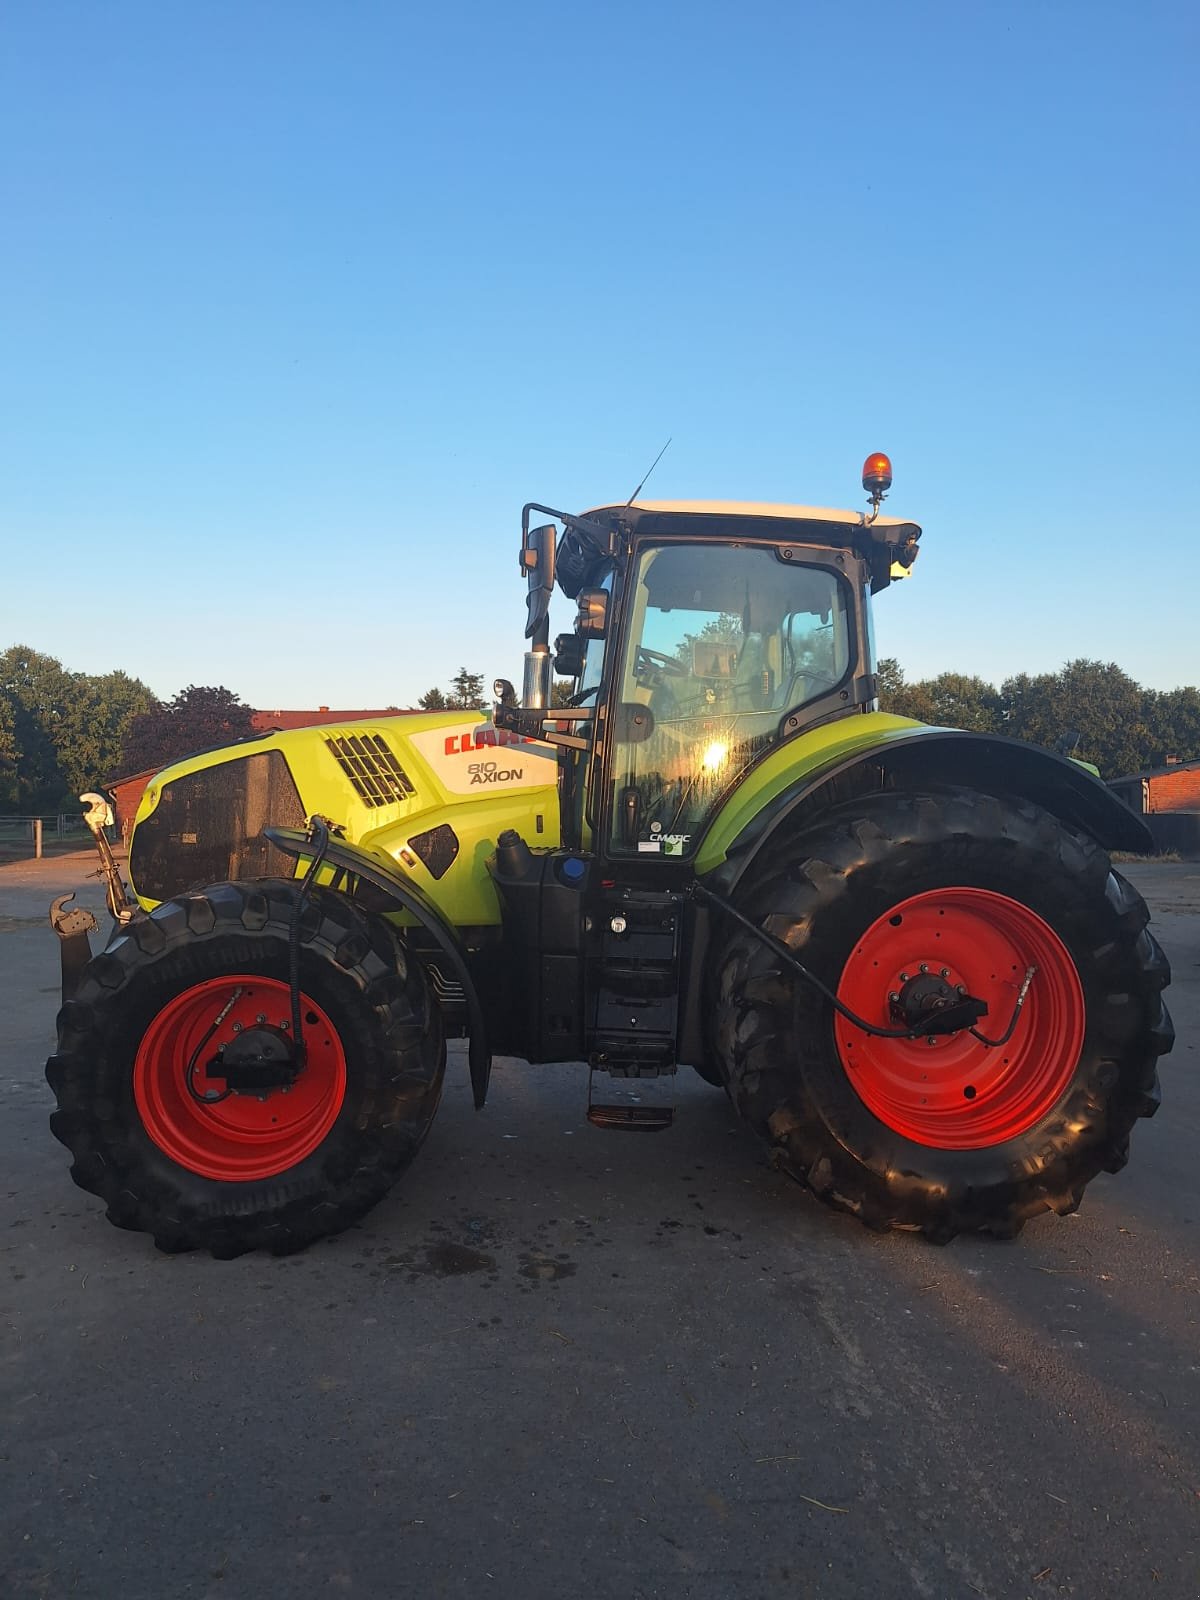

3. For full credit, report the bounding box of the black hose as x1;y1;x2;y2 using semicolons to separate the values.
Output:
693;880;1032;1046
969;967;1036;1047
185;986;243;1104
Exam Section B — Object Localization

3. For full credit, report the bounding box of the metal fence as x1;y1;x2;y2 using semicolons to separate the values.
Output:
0;814;89;859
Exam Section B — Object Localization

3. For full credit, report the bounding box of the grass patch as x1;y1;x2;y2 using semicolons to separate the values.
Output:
1112;849;1183;863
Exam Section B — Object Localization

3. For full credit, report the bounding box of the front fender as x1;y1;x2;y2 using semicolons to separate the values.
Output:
265;827;491;1108
701;725;1152;894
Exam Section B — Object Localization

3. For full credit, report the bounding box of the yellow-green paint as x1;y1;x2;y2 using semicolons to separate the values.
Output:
130;710;559;927
693;711;926;873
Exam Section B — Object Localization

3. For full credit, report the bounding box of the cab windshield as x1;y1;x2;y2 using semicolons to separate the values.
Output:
606;542;853;856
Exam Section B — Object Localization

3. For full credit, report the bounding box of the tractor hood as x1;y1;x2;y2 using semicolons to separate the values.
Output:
127;711;559;928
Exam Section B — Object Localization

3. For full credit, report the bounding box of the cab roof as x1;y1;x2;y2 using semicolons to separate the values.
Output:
586;499;921;541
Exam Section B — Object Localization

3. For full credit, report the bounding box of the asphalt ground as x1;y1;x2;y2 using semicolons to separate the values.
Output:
2;852;1198;1600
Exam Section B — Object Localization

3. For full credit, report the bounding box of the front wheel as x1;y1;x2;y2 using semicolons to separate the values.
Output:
710;790;1173;1241
46;880;445;1256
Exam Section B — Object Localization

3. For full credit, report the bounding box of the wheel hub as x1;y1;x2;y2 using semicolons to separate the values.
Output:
212;1025;300;1095
889;972;989;1038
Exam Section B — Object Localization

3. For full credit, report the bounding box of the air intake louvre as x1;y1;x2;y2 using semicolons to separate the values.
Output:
325;733;416;808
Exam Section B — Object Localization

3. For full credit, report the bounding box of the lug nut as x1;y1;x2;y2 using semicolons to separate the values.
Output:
940;968;950;979
919;963;929;974
256;1013;266;1024
232;1021;242;1033
888;992;899;1004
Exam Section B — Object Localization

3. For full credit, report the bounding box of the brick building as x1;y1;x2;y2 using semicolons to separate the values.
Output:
1110;757;1200;857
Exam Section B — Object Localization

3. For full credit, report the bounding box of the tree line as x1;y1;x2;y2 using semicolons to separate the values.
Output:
0;645;256;813
4;641;1194;815
417;668;574;711
878;657;1200;777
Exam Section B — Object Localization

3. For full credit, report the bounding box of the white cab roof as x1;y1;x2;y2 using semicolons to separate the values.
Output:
588;499;917;532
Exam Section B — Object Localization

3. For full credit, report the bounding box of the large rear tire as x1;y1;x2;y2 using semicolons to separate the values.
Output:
46;880;444;1256
710;790;1172;1241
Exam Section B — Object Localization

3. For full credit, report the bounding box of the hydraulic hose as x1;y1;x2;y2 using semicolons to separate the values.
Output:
693;880;1033;1046
289;817;331;1065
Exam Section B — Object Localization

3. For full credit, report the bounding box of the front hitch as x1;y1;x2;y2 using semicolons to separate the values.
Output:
50;893;99;1004
49;793;138;1005
78;792;137;923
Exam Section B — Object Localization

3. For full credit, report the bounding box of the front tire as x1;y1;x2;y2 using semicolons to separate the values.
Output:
710;790;1172;1241
46;880;445;1256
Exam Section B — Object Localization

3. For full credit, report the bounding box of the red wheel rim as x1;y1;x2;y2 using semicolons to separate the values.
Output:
133;976;347;1181
834;889;1085;1149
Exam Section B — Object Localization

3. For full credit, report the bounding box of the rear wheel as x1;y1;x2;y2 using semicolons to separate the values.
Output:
710;789;1172;1241
46;880;444;1256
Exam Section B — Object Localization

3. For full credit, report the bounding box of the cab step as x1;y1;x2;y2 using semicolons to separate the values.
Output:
586;1104;675;1132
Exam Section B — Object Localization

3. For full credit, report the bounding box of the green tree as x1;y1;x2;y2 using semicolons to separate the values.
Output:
120;685;256;774
1144;685;1200;768
448;668;487;710
1001;659;1151;777
921;672;1003;734
0;693;18;808
875;656;905;701
58;670;157;793
0;645;158;808
876;657;936;723
416;669;489;712
0;645;75;809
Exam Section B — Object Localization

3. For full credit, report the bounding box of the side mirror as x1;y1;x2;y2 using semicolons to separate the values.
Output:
522;523;557;643
553;633;585;678
575;586;608;639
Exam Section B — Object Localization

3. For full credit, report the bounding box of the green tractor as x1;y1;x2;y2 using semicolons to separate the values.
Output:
46;456;1172;1255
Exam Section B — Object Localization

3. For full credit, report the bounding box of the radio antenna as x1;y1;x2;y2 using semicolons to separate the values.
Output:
626;437;672;506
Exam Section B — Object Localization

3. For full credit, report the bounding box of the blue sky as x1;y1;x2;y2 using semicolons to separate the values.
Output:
2;1;1196;708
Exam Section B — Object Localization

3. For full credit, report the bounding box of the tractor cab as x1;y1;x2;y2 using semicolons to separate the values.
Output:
495;473;922;869
485;467;924;1093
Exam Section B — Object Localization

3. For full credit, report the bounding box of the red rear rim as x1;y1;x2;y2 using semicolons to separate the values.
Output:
834;888;1085;1149
133;975;347;1181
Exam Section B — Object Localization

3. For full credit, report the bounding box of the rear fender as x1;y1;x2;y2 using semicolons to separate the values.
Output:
266;827;491;1108
707;728;1152;896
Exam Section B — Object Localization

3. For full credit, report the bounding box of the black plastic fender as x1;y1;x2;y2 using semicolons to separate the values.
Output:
709;729;1153;895
265;827;491;1108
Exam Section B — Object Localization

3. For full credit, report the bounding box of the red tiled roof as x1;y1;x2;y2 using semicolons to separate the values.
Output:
250;708;416;732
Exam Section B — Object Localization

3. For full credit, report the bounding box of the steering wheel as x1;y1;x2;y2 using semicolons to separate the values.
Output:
635;646;688;680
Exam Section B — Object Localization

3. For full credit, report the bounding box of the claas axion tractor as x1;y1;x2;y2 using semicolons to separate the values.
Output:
46;455;1173;1256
